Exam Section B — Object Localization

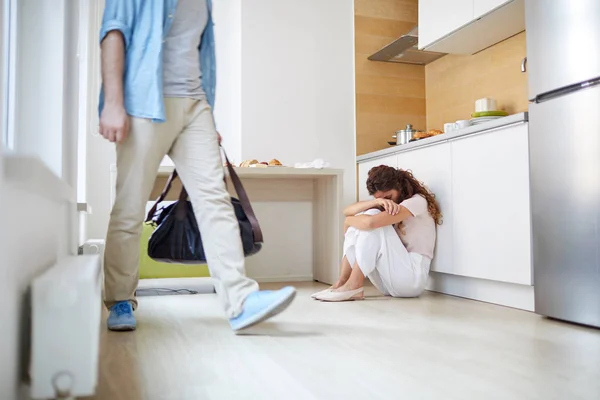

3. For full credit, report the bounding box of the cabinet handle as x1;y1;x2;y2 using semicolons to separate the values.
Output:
521;57;527;73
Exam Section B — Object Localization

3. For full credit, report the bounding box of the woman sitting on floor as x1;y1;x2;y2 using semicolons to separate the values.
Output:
313;165;442;302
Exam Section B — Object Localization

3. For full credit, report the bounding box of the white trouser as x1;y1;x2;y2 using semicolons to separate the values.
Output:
104;98;259;318
344;209;431;297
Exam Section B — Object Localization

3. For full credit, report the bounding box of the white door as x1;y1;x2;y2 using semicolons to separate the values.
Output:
450;124;532;285
357;155;397;201
397;143;453;274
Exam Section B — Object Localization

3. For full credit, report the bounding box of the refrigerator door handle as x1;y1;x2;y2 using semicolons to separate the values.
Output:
534;77;600;104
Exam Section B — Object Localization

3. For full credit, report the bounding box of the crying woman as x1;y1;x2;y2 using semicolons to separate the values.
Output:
312;165;442;301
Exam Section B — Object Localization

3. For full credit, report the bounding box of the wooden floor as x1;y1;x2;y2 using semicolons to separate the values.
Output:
87;283;600;400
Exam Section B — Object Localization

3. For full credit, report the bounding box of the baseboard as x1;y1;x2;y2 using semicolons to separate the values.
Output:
426;271;535;311
137;278;215;294
253;275;314;283
135;275;313;294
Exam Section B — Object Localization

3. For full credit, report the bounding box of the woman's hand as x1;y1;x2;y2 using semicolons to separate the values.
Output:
375;198;401;215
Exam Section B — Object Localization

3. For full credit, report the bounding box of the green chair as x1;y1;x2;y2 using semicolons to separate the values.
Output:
139;222;210;279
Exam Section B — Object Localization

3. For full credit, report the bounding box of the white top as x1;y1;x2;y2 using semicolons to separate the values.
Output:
397;194;436;259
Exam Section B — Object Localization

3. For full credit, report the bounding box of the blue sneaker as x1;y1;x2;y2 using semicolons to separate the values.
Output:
107;301;136;331
230;286;296;332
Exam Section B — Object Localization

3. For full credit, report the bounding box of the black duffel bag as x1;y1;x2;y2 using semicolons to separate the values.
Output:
145;150;263;264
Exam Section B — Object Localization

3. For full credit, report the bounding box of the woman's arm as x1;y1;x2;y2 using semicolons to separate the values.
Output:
345;206;413;231
343;198;402;217
343;200;379;217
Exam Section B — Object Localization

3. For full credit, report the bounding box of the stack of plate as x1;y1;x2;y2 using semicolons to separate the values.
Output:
470;110;508;125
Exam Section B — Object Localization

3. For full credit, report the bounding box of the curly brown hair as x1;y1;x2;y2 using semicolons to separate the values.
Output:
366;165;442;225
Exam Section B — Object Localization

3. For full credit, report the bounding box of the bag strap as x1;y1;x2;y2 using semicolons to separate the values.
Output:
143;148;264;243
222;150;263;243
145;169;179;222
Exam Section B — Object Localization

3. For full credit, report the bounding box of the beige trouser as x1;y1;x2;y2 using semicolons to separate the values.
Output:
104;98;259;318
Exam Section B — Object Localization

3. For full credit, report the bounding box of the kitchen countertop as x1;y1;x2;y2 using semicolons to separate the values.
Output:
357;112;529;163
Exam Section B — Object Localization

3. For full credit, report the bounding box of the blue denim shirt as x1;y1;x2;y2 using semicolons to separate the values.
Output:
98;0;216;122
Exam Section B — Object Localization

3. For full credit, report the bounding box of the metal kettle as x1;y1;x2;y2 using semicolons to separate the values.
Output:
395;124;418;145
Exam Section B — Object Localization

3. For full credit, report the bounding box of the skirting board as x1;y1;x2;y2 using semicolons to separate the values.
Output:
254;275;313;283
137;278;215;294
136;276;313;295
426;271;535;311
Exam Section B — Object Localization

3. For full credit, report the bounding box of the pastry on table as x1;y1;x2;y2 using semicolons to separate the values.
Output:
239;159;259;168
268;159;282;166
428;129;444;136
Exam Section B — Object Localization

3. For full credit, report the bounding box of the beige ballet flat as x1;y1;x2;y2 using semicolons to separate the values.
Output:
311;288;333;299
316;288;364;302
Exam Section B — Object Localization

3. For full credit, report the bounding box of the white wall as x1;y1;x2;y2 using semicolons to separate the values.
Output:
83;0;117;242
14;0;66;178
241;0;356;207
212;0;243;164
234;0;356;280
11;0;80;250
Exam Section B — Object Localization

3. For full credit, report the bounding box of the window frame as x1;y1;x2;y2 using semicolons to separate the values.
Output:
1;0;16;150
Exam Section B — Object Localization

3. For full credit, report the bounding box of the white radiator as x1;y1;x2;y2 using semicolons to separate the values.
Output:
29;255;102;399
81;239;105;259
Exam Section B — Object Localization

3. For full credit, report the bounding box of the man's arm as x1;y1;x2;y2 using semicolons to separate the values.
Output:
99;31;129;143
98;0;134;143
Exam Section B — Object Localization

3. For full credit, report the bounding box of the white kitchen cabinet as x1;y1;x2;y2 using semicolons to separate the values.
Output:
450;124;532;285
357;155;397;201
420;0;524;54
418;0;473;50
474;0;510;18
397;144;453;275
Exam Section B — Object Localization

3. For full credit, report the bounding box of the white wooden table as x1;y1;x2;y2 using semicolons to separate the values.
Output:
117;166;344;284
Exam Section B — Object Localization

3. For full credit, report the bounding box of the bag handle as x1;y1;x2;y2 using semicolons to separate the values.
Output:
222;150;263;243
145;169;179;222
144;148;264;243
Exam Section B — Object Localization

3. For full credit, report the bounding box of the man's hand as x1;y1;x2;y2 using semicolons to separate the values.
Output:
375;198;401;215
100;30;127;142
99;103;130;143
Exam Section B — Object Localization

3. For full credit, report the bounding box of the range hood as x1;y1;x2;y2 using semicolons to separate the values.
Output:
368;27;446;65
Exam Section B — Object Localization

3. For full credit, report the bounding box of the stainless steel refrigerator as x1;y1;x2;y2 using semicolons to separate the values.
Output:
526;0;600;328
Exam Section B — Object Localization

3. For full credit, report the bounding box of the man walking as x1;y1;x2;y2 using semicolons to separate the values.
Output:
99;0;296;332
